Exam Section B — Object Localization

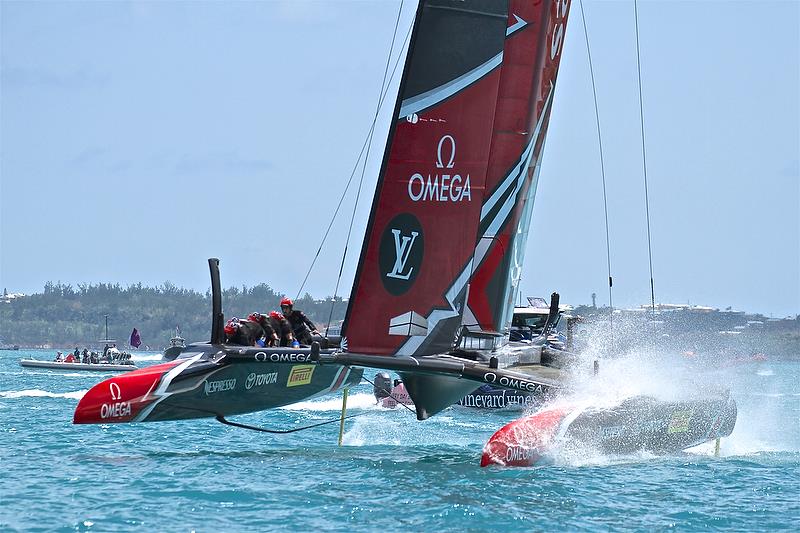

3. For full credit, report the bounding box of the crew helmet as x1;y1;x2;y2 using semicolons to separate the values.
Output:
224;317;241;336
280;297;293;308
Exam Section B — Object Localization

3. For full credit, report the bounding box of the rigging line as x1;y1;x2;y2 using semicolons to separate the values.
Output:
634;0;656;316
295;1;410;300
216;413;364;434
325;1;408;333
579;0;614;346
164;403;366;434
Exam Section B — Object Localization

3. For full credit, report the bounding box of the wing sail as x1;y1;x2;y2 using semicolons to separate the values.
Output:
343;0;510;356
464;0;573;340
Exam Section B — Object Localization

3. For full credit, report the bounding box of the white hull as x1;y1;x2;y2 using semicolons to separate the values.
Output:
19;359;138;372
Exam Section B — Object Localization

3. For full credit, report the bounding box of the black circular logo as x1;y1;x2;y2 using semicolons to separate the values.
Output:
378;213;424;296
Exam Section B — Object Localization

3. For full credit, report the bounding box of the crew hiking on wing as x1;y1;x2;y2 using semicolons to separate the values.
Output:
280;298;320;346
224;317;265;347
247;313;278;347
269;311;298;348
223;312;299;348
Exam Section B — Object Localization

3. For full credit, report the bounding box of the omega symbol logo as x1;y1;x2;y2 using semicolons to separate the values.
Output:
109;382;122;400
436;135;455;169
379;213;424;296
407;134;471;203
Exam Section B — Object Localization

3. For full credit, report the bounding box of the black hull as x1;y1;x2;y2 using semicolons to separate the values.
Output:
482;391;737;467
75;344;362;424
162;346;183;361
565;394;738;455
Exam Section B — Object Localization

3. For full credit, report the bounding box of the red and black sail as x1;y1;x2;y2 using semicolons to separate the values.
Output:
464;0;572;337
343;0;510;356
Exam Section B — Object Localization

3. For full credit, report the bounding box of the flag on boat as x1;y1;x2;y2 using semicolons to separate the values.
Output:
129;328;141;348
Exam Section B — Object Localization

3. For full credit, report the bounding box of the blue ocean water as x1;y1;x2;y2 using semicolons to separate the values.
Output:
1;349;798;532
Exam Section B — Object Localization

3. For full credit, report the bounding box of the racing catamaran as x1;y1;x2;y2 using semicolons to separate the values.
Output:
74;0;571;425
73;0;736;463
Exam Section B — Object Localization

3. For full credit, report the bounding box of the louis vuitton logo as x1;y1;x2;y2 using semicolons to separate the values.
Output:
386;229;419;280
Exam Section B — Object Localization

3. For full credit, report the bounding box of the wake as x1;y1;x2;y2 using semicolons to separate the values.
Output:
0;389;87;400
279;392;381;412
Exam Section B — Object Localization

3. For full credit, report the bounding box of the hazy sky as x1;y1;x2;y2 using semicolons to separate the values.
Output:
1;0;798;317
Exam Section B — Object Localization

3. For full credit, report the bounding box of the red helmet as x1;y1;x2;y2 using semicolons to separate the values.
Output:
269;311;284;320
280;297;293;308
224;317;240;336
247;312;263;324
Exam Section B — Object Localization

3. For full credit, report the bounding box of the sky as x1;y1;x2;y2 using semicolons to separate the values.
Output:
1;0;798;318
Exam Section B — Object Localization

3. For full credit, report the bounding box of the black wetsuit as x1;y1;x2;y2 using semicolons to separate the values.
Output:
269;316;294;347
226;320;265;346
252;316;278;346
284;310;317;345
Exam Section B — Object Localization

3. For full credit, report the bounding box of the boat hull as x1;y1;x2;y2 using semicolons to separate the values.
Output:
481;392;737;467
162;346;183;361
19;360;138;372
377;382;547;411
73;345;362;424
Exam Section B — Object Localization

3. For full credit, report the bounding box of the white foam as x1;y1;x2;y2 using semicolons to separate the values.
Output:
279;392;380;412
0;389;87;400
529;319;798;464
132;354;163;362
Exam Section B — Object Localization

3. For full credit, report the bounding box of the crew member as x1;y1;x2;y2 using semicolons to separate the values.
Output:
224;317;266;346
247;313;279;347
280;298;320;345
268;311;296;347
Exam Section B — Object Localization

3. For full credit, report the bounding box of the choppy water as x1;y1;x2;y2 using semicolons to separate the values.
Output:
1;349;798;532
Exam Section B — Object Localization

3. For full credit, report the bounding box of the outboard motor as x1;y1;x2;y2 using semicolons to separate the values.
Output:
373;372;393;400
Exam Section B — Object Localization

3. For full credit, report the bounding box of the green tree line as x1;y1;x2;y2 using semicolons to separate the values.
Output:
0;282;347;349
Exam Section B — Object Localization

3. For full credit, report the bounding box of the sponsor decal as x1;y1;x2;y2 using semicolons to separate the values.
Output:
599;426;624;439
668;410;693;434
204;378;236;395
551;0;569;60
287;365;315;387
100;401;132;419
245;372;278;390
505;446;532;463
109;382;121;401
99;381;130;418
254;352;312;363
407;135;471;203
483;372;550;394
379;213;424;296
458;390;538;409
